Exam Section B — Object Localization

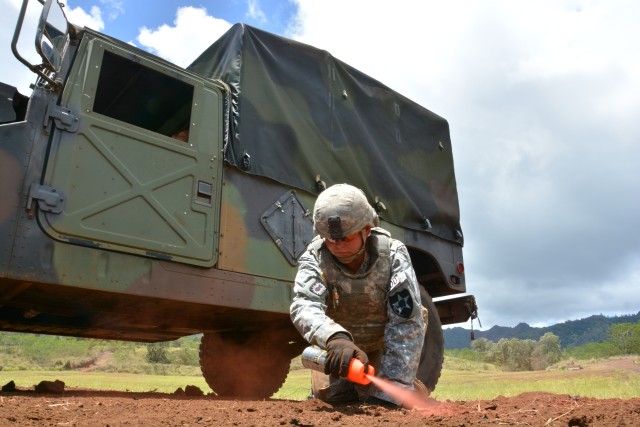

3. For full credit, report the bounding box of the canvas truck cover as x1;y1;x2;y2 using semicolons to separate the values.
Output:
188;24;462;243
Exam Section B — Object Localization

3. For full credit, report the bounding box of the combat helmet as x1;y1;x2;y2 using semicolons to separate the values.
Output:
313;184;378;239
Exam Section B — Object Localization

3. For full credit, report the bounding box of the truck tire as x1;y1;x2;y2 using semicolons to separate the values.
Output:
415;288;444;392
199;330;293;398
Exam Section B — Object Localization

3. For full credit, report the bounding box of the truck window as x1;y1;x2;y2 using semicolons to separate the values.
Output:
93;51;193;140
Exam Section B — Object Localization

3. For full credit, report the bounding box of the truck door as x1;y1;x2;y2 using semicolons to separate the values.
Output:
39;33;224;267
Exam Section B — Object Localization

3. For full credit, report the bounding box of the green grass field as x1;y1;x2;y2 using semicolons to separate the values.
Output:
2;357;638;401
431;363;640;400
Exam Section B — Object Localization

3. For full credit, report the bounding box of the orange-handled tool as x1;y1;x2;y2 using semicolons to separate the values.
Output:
346;357;375;384
301;346;375;385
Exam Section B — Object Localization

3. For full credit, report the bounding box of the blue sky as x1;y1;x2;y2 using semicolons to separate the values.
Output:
2;0;639;331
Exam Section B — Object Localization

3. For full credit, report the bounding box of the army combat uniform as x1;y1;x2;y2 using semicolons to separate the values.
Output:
290;227;426;405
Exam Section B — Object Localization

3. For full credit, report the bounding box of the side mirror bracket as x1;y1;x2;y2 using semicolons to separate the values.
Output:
11;0;69;90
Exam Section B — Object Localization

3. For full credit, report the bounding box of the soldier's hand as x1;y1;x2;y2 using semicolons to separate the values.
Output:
324;333;368;378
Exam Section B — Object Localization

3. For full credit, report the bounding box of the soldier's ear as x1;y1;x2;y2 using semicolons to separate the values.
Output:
363;226;372;238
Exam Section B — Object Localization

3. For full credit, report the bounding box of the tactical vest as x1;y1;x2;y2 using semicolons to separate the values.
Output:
312;230;392;353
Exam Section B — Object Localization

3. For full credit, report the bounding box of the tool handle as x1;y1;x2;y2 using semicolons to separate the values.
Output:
346;358;375;385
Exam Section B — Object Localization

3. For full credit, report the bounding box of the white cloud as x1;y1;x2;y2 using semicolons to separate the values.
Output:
246;0;267;23
65;4;105;31
137;7;231;67
100;0;124;21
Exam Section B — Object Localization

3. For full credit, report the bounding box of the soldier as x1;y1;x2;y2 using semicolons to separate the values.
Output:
290;183;426;408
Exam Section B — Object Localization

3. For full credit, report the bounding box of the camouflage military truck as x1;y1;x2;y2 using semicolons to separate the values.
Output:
1;0;478;398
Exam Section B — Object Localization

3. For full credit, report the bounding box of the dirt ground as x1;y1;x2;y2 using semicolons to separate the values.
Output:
1;358;639;426
1;389;639;426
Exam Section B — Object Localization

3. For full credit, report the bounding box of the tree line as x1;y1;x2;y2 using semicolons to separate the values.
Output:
448;321;640;371
444;312;640;349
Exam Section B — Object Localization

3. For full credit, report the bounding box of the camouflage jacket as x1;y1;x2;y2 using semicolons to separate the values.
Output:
290;228;426;388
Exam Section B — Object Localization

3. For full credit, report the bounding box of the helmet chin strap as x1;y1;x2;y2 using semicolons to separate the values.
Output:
334;230;368;264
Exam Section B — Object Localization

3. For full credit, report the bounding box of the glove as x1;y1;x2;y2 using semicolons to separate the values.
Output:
324;333;368;378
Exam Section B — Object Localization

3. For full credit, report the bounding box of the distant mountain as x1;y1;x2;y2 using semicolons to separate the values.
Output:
443;312;640;349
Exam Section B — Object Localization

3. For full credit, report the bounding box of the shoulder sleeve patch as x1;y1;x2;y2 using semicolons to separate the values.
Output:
389;289;414;318
310;282;327;296
389;271;406;292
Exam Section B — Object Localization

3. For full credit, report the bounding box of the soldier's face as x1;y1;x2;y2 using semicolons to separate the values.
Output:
325;227;370;259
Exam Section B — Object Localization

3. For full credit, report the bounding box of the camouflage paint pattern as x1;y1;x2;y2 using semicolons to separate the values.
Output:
188;24;463;244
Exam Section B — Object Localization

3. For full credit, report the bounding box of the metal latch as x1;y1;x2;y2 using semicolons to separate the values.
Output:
43;101;79;134
195;180;213;206
26;184;66;216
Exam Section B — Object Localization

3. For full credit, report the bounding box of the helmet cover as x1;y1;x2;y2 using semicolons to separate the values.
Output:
313;184;378;239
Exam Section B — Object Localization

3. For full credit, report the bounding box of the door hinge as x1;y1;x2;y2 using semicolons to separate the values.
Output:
26;184;66;217
43;101;79;134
